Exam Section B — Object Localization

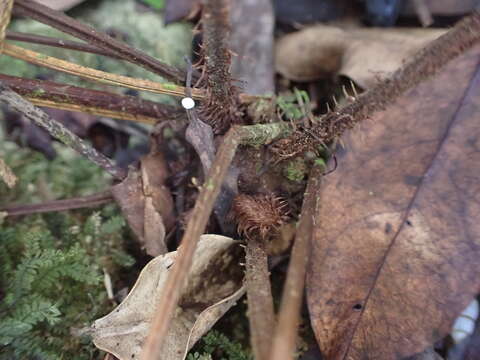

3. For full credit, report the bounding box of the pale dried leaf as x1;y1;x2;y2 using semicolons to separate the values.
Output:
112;149;174;256
185;114;215;176
0;157;16;188
275;25;445;88
182;286;246;359
91;235;244;360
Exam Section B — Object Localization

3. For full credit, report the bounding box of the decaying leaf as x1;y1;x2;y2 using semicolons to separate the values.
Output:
112;147;174;256
164;0;200;24
0;157;17;188
185;112;215;176
402;0;478;16
306;44;480;359
275;25;445;88
91;234;244;360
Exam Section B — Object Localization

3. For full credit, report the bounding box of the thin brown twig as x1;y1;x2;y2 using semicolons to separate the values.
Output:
139;123;290;360
1;190;113;216
3;43;206;100
6;31;123;59
0;74;179;125
0;83;126;180
268;165;323;360
140;127;241;360
13;0;186;83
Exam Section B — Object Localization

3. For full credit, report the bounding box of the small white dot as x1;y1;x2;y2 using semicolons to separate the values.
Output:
181;97;195;110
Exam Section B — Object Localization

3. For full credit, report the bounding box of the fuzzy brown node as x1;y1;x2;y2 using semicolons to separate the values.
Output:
232;193;290;241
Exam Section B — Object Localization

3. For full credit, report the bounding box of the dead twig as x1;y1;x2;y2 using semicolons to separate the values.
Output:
1;190;113;216
269;165;323;360
139;123;290;360
0;74;179;125
3;43;205;100
140;127;241;360
13;0;186;83
6;31;123;60
0;83;126;180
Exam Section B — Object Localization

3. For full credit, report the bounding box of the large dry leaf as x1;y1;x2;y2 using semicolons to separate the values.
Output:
112;148;174;256
275;25;444;88
306;45;480;359
91;234;244;360
402;0;478;16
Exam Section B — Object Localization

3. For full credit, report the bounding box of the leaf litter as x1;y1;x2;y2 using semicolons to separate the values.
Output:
91;234;244;360
306;44;480;359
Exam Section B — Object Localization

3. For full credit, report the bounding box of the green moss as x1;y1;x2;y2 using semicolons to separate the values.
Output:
0;132;133;360
283;158;307;183
163;83;178;91
28;88;46;98
239;123;291;148
187;330;251;360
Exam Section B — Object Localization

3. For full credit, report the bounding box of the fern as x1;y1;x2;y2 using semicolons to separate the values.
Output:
0;211;133;360
0;135;134;360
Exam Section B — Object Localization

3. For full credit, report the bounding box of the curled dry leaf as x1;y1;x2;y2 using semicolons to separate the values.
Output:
306;45;480;359
111;148;174;256
91;234;245;360
185;112;238;233
275;25;445;88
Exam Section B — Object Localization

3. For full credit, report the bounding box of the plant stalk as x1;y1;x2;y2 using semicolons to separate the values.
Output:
0;83;126;180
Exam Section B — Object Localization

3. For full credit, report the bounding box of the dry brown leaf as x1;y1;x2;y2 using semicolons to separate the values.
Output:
0;157;17;188
306;45;480;359
112;148;174;256
275;25;445;88
402;0;478;16
91;234;244;360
